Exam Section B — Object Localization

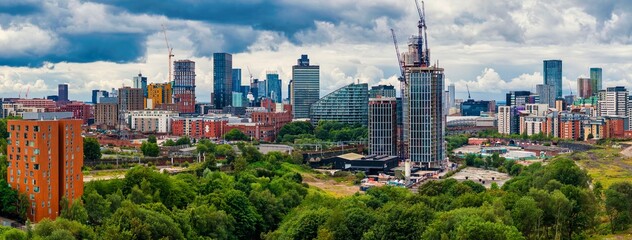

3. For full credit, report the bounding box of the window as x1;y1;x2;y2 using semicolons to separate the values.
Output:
34;164;39;170
25;126;29;131
34;126;39;132
10;125;14;131
33;149;39;155
29;194;34;200
34;187;39;193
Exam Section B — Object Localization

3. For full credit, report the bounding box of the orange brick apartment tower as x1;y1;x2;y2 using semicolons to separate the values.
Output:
6;114;83;222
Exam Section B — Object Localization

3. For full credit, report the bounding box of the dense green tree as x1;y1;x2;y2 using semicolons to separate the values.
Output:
162;139;176;146
83;137;102;162
364;202;434;240
224;129;250;141
605;182;632;232
175;136;191;146
511;196;543;238
189;204;235;239
104;203;184;240
140;141;160;157
84;191;111;225
147;135;157;144
60;197;89;224
278;121;314;140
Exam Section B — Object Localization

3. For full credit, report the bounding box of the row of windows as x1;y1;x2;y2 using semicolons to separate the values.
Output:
9;125;43;132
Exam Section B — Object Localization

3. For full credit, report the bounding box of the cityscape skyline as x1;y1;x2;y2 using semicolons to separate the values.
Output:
0;0;631;102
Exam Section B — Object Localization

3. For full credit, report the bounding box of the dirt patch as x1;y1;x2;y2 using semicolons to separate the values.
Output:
301;174;359;197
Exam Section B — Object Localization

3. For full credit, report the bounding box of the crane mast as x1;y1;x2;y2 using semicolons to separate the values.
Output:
161;24;174;83
414;0;430;67
390;29;405;84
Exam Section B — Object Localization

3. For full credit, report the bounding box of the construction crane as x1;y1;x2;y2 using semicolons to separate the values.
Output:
391;29;405;83
414;0;430;67
25;86;29;98
161;24;174;83
568;81;574;95
466;84;471;99
246;66;255;103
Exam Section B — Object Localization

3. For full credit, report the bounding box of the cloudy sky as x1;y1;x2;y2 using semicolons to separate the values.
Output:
0;0;631;102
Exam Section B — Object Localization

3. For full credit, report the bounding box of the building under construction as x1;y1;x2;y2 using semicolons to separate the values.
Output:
173;60;196;114
393;0;446;168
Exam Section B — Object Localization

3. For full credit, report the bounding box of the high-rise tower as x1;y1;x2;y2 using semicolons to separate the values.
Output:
213;53;232;109
173;60;196;113
543;60;563;98
58;84;68;103
291;55;320;119
398;0;445;168
590;68;602;96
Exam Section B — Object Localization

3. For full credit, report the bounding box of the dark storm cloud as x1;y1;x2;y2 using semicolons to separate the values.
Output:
1;0;403;67
0;33;146;67
0;2;41;15
89;0;402;40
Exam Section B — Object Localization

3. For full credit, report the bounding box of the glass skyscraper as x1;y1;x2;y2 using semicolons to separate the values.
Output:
543;60;562;98
309;83;368;125
369;97;397;156
291;55;319;119
405;69;445;165
266;72;282;103
213;53;232;109
232;68;242;93
590;67;602;96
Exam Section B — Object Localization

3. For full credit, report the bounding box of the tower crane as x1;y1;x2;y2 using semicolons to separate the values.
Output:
390;28;405;84
161;24;174;83
25;86;29;98
466;84;471;99
414;0;430;67
246;66;255;103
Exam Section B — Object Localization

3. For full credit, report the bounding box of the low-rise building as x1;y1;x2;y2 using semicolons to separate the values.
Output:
129;110;178;133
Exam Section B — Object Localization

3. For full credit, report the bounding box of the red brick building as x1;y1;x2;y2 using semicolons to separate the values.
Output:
59;102;93;124
171;116;229;139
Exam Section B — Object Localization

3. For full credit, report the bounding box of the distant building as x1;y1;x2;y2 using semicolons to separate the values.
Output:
498;106;514;135
460;99;494;116
118;87;144;111
94;97;118;129
6;117;83;222
91;90;109;104
368;98;397;156
266;72;283;103
577;77;592;98
59;102;92;124
597;86;628;117
232;68;242;93
448;84;456;108
147;83;173;109
559;112;589;140
536;84;556;107
506;91;536;107
132;73;148;97
310;83;368;125
58;84;68;103
232;92;243;107
291;54;320;119
368;85;396;98
128;110;178;133
590;68;602;96
173;60;196;113
213;53;232;109
543;60;562;98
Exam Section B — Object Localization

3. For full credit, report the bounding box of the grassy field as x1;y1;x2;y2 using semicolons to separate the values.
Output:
281;163;360;198
572;148;632;188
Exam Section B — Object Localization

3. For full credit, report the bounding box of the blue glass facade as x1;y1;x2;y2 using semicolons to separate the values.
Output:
543;60;562;98
232;68;242;93
266;73;282;103
213;53;232;109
